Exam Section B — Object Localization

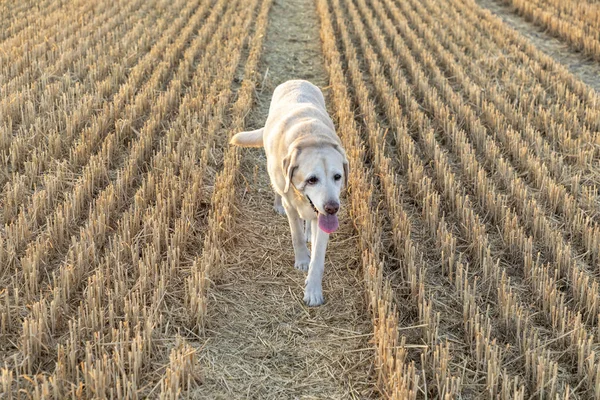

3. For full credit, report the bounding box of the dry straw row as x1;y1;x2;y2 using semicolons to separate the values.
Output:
0;0;171;226
318;0;422;397
444;0;600;218
346;0;600;394
336;0;527;396
379;0;600;327
329;0;464;397
17;0;212;298
14;0;235;376
390;0;600;378
1;0;130;122
0;1;108;87
452;0;600;155
413;0;600;220
372;0;596;396
384;0;600;323
0;0;199;268
528;0;600;34
57;11;251;395
389;0;593;352
187;0;272;332
158;337;198;399
500;0;600;61
404;0;599;168
404;0;599;217
1;0;212;295
486;59;598;165
468;30;599;168
2;0;197;360
3;2;200;262
0;0;61;41
466;0;599;108
0;0;158;188
64;13;249;394
2;0;256;396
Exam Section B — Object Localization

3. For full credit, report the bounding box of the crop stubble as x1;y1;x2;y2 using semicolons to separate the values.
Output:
1;0;599;398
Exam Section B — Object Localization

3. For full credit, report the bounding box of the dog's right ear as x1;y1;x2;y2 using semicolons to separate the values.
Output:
282;147;300;193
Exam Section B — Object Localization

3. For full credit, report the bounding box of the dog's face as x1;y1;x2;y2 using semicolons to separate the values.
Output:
282;144;348;233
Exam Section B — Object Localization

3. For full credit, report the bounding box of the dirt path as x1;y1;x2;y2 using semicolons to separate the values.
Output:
197;0;376;398
475;0;600;93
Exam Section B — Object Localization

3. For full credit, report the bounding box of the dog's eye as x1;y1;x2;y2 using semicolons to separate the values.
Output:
306;176;318;185
333;174;342;181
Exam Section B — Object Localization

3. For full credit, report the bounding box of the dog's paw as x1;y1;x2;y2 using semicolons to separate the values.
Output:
294;256;310;271
303;283;324;306
274;204;286;215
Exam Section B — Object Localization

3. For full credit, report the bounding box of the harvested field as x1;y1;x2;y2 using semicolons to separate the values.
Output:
1;0;599;398
492;0;600;61
476;0;600;93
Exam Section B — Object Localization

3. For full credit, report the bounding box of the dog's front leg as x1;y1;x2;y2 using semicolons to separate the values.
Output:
273;193;286;215
284;205;311;271
304;219;311;243
304;219;328;306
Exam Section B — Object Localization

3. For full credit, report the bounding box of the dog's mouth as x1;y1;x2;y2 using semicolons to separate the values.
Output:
318;213;339;233
306;195;339;234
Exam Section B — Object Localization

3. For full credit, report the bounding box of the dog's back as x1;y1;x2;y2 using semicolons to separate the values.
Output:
269;80;327;114
229;80;330;148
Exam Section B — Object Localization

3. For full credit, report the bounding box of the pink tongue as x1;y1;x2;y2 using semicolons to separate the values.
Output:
318;213;339;233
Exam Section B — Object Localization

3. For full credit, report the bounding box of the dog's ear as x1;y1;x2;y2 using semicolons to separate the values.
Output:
282;147;300;193
332;144;349;188
343;160;349;189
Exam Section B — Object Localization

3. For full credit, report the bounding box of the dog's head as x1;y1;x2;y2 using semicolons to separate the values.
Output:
282;141;349;234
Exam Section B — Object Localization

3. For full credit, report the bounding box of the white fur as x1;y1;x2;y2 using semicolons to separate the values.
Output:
231;80;348;306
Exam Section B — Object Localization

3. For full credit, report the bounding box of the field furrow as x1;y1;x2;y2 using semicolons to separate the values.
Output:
0;0;154;157
497;0;600;60
0;0;167;224
332;0;537;395
12;0;233;326
0;1;110;87
370;0;600;326
0;0;212;280
1;0;262;396
407;0;600;221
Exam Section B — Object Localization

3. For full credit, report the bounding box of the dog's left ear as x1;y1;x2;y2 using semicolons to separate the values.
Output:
333;144;349;188
282;147;300;193
343;160;349;188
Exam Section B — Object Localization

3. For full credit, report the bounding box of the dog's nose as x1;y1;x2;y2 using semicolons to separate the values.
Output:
324;201;339;215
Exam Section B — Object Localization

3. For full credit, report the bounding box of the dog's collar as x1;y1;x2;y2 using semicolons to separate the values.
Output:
291;183;318;215
306;194;318;214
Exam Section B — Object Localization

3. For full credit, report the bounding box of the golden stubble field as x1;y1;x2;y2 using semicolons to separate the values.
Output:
1;0;599;398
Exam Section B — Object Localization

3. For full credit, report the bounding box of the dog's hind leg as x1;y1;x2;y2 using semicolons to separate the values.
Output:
304;219;312;243
273;193;286;215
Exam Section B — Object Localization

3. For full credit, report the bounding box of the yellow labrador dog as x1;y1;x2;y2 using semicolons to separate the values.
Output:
230;80;348;306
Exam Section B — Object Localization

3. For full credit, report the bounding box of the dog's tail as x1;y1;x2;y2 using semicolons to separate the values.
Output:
230;127;264;148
